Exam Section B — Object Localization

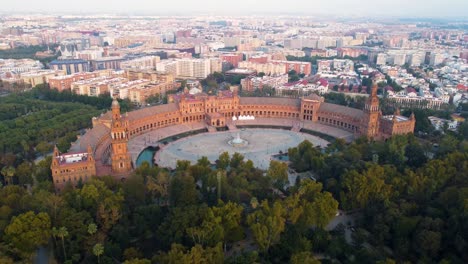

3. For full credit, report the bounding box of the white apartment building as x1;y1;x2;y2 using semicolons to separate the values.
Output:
393;53;407;66
332;59;354;72
191;59;211;78
121;56;161;70
376;53;387;66
75;48;103;60
434;88;451;103
156;59;211;78
156;60;178;76
428;116;459;131
0;59;43;73
177;59;193;77
430;53;446;66
224;36;243;47
209;58;222;74
410;52;425;66
238;61;285;76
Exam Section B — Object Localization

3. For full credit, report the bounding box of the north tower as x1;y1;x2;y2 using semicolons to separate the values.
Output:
110;98;132;174
360;82;381;139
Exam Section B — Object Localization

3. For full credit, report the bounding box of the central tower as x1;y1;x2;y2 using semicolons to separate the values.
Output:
110;98;132;174
360;82;381;139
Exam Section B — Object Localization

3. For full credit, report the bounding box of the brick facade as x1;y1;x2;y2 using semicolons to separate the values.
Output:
51;83;415;190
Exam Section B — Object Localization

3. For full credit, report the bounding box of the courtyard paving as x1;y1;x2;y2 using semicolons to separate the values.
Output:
155;128;329;170
127;118;354;168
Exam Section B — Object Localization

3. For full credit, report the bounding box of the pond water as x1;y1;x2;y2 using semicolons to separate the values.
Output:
136;147;157;167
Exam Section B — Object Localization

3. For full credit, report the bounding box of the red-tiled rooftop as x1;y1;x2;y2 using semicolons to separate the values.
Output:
406;87;417;93
317;78;328;87
126;103;179;121
456;84;467;91
284;80;309;87
303;94;323;101
240;97;301;107
76;124;110;152
100;111;112;121
318;102;364;119
218;90;234;97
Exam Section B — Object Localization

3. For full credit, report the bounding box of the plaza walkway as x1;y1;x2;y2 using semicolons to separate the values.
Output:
155;129;329;170
232;117;354;141
128;122;206;165
128;118;354;167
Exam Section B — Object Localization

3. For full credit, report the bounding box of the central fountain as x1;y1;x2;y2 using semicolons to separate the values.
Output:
228;132;248;147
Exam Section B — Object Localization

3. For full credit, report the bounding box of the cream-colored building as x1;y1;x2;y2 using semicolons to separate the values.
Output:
71;77;128;96
121;56;161;70
238;61;286;76
21;70;66;87
156;59;211;79
209;58;222;74
128;82;175;105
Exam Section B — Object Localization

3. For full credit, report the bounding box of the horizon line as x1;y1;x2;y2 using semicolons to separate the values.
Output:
0;11;467;21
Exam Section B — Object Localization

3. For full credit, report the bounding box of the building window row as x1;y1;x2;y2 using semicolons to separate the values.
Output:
55;175;89;183
241;110;299;118
318;116;357;131
183;115;204;123
129;117;180;137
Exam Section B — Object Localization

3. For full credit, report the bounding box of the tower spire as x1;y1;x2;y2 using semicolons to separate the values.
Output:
110;97;132;175
361;80;381;138
53;145;60;156
112;97;121;122
365;81;380;112
371;81;378;97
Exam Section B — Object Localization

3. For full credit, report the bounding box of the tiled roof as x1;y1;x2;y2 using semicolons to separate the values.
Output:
75;124;110;152
240;97;301;107
456;84;467;91
126;103;179;121
304;94;322;101
284;80;308;87
49;59;88;64
318;78;328;86
318;102;364;119
99;111;112;121
406;87;417;93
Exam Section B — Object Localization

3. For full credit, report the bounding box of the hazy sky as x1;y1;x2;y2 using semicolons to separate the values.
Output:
1;0;468;17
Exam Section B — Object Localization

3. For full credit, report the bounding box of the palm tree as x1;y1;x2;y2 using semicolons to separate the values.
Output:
57;227;68;260
1;166;15;185
93;243;104;264
87;223;97;235
46;194;63;224
85;223;98;253
51;227;59;247
250;197;259;209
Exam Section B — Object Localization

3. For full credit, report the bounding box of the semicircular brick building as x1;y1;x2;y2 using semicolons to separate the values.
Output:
51;83;415;190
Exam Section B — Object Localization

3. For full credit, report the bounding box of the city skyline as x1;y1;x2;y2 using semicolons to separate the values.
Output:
1;0;468;18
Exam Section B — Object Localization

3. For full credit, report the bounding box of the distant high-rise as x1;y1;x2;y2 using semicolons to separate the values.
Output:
393;53;406;66
430;53;446;66
49;59;90;74
376;53;387;66
460;50;468;61
220;53;243;68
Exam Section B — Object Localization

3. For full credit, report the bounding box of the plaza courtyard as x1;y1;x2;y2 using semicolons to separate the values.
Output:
154;128;329;170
